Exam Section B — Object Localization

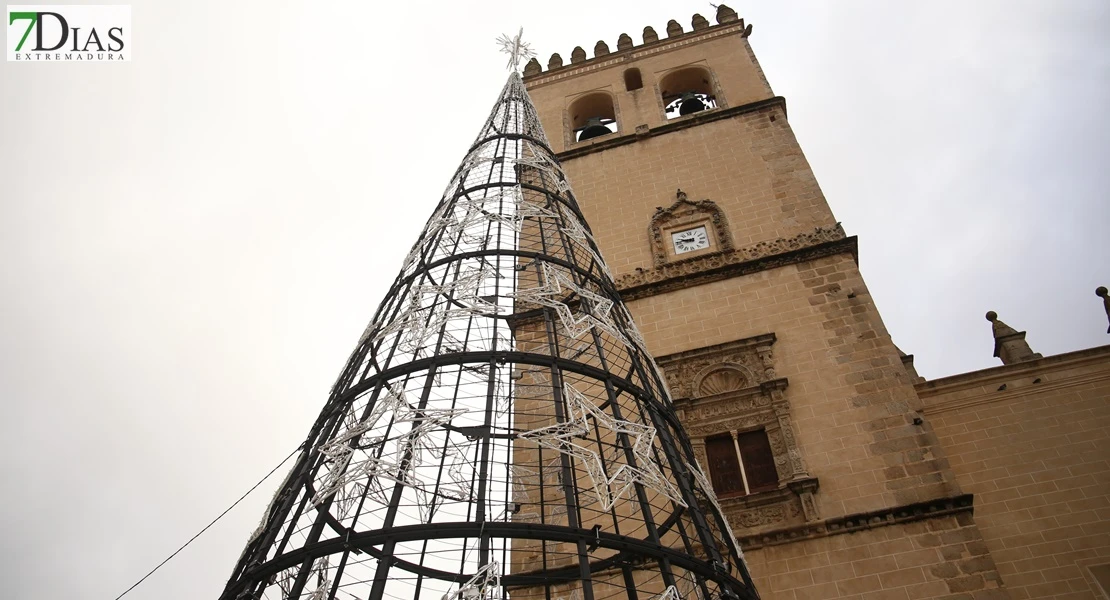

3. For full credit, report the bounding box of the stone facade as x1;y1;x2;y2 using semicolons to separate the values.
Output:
919;348;1110;599
524;6;1110;599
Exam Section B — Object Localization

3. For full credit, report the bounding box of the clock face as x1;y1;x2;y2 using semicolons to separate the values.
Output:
672;226;710;254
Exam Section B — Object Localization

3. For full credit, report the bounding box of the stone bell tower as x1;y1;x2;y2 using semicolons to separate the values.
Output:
523;6;1013;599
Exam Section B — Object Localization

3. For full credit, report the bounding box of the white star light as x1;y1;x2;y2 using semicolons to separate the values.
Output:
520;382;685;510
513;262;631;346
311;389;468;509
368;258;505;356
497;27;536;71
650;586;681;600
515;150;564;188
272;552;332;599
559;211;616;281
470;187;561;234
306;555;333;600
443;561;501;600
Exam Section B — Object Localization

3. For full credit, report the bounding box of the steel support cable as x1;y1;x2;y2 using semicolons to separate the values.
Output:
111;444;302;600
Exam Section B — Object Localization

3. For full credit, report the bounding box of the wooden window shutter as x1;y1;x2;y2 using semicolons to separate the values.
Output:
705;435;744;497
736;429;778;492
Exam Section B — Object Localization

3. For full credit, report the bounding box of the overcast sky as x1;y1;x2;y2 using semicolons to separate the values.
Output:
1;1;1108;598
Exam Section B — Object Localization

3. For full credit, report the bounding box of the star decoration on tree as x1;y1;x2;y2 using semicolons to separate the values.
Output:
515;148;569;192
650;586;681;600
311;388;468;509
471;188;561;234
443;561;501;600
520;382;685;510
496;27;536;71
274;555;331;600
514;262;636;348
560;211;615;280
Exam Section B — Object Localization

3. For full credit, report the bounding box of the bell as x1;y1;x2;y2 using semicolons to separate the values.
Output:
678;92;707;115
578;117;611;141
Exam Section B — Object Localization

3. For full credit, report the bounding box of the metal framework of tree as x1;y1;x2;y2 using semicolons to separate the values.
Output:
220;38;760;600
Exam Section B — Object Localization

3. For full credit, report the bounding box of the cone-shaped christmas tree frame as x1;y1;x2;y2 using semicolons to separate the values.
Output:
220;68;759;600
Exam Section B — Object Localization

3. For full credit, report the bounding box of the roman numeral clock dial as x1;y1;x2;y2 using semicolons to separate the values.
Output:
671;225;710;255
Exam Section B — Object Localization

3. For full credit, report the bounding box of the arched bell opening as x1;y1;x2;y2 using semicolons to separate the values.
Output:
569;92;618;142
624;68;643;91
659;66;719;119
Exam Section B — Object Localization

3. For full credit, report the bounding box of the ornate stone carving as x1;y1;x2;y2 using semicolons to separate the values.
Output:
799;490;819;523
725;503;799;528
684;414;769;437
691;439;708;471
657;333;776;399
757;346;775;380
617;223;850;299
697;365;750;397
684;394;761;423
767;428;787;470
768;384;808;478
661;332;819;534
717;486;812;534
648;190;735;266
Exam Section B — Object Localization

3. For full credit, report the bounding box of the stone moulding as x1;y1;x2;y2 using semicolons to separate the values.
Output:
736;493;975;550
616;225;855;301
555;97;786;161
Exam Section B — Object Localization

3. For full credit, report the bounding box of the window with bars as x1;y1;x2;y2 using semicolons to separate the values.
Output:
705;429;778;497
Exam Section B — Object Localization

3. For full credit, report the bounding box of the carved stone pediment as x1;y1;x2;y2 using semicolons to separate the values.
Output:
656;333;777;400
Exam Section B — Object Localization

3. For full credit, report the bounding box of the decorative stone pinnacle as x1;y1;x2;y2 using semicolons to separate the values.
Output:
1097;286;1109;333
716;4;739;24
986;311;1042;365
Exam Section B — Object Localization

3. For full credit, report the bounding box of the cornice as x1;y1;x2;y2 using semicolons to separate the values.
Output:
921;370;1110;416
916;344;1110;399
737;494;976;551
554;97;786;162
657;333;776;367
616;230;857;302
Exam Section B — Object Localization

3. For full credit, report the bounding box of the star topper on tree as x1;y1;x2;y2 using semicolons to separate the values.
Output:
496;27;536;71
